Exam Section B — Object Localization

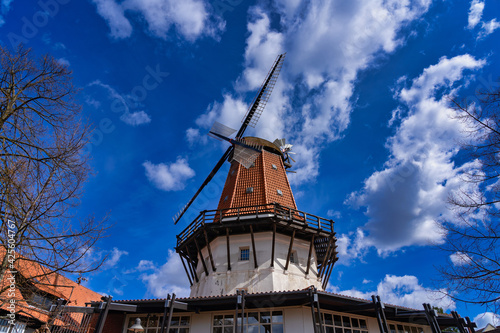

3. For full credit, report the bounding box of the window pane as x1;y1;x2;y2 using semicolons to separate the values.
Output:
171;317;180;326
248;313;259;325
260;312;271;324
146;329;157;333
352;319;359;328
334;316;342;326
272;311;283;323
247;326;259;333
335;328;343;333
213;328;222;333
181;317;190;326
359;320;367;329
345;329;352;333
178;329;189;333
260;325;271;333
273;324;284;333
324;314;333;325
168;329;178;333
354;330;360;333
148;317;159;327
343;317;351;328
224;327;234;333
326;327;334;333
224;315;234;325
214;315;224;326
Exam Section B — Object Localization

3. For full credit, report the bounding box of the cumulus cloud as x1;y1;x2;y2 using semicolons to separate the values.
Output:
189;0;432;184
345;55;485;255
92;0;133;38
449;252;472;266
466;0;500;38
140;250;191;298
467;0;484;29
103;247;129;269
143;157;195;191
330;274;455;311
120;110;151;126
92;0;223;41
473;312;500;329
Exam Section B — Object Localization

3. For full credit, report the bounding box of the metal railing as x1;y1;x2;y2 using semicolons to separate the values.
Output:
176;203;334;246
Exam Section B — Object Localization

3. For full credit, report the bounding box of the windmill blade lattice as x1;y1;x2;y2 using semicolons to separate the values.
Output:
173;53;286;225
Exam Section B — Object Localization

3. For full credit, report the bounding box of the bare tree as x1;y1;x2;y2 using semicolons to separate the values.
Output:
438;86;500;312
0;45;107;296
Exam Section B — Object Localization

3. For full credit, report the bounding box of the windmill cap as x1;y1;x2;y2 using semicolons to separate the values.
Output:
242;137;284;157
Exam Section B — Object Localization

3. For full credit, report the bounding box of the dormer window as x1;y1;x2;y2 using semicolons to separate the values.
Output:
277;189;283;196
272;164;278;170
246;187;254;194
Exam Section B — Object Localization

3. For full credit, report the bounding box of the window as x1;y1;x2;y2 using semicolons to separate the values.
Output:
271;164;278;170
212;314;234;333
246;187;254;194
277;189;283;196
212;311;284;333
30;292;54;310
317;312;368;333
127;315;190;333
389;324;424;333
240;248;250;261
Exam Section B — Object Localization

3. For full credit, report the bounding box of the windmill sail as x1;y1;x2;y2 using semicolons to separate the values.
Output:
173;53;286;225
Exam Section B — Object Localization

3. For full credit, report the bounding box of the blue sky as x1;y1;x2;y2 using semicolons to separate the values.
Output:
2;0;500;327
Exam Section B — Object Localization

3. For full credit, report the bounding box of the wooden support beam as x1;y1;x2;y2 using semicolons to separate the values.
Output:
271;223;276;268
322;250;337;290
194;237;209;277
203;229;216;272
179;255;193;286
184;246;199;283
250;225;258;268
305;235;315;276
284;229;296;271
226;228;231;271
95;296;112;333
318;237;333;277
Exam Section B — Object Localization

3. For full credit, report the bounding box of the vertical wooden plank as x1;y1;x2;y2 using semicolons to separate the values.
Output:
305;235;315;276
194;237;209;276
271;223;276;268
226;228;231;271
203;229;216;272
284;229;296;271
250;225;258;268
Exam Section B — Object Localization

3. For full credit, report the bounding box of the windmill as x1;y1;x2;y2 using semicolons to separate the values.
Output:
173;53;287;224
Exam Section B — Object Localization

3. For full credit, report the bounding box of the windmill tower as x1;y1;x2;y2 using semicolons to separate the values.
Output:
174;54;337;297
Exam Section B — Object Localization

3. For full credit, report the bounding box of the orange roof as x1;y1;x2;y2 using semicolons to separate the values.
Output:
217;146;297;211
0;247;101;325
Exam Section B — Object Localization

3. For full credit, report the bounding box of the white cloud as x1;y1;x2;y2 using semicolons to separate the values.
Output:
0;0;13;26
465;0;500;39
140;250;191;298
330;274;455;311
143;157;195;191
449;252;472;266
57;58;70;67
88;80;152;126
103;247;129;269
479;18;500;38
467;0;484;29
473;312;500;329
92;0;223;41
136;260;156;271
92;0;133;39
346;55;485;255
120;110;151;126
190;0;432;184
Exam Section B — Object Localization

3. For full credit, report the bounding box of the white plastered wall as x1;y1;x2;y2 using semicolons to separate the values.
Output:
190;232;323;297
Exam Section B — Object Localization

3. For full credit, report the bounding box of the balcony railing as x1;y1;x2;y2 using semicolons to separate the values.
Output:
176;203;334;247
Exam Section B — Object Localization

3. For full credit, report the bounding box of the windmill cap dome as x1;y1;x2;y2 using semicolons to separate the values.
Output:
243;137;283;157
